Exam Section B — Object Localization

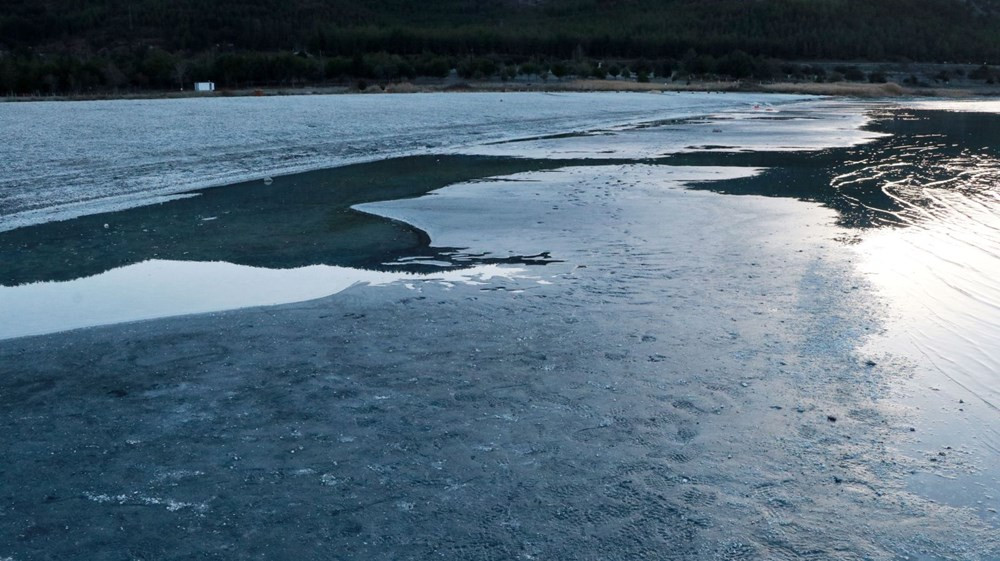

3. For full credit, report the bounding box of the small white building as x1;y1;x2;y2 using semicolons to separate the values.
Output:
194;82;215;92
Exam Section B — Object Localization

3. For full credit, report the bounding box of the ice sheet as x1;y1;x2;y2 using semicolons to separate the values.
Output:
457;100;886;159
1;92;808;232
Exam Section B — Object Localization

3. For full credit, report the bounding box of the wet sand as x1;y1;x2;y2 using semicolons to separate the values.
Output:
2;162;997;559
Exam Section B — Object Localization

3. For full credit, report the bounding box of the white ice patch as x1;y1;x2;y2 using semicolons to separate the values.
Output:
382;259;453;268
84;491;208;513
153;469;205;482
356;164;765;257
903;100;1000;113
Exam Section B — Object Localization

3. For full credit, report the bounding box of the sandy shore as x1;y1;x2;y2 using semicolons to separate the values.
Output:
5;77;998;103
2;161;996;559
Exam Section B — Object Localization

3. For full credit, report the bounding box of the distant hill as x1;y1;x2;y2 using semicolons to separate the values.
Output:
3;0;1000;94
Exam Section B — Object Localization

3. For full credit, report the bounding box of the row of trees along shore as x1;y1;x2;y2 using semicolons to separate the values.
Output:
4;0;1000;95
5;49;1000;96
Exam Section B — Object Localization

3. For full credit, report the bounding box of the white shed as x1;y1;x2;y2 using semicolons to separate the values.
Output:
194;82;215;92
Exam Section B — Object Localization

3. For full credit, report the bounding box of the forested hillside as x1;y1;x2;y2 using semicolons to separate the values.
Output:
3;0;1000;94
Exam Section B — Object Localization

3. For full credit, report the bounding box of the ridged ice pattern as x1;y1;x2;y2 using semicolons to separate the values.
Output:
0;91;802;232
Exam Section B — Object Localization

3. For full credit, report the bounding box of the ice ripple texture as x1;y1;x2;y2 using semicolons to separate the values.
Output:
0;91;802;232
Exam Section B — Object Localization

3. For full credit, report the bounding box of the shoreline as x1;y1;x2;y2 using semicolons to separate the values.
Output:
5;77;999;103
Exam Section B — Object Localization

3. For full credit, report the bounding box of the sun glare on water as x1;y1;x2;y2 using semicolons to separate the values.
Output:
857;143;1000;410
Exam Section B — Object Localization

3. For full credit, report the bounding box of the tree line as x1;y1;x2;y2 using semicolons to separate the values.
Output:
3;0;1000;95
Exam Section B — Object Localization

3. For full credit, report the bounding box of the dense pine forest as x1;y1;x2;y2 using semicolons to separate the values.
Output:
3;0;1000;95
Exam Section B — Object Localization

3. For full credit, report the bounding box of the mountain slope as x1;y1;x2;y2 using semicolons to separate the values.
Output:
3;0;999;62
3;0;1000;94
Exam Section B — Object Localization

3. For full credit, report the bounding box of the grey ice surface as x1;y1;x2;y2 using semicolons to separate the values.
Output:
4;94;1000;560
2;164;997;560
0;91;805;232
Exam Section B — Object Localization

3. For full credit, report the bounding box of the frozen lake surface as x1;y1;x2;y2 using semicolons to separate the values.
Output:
0;91;808;232
3;93;1000;559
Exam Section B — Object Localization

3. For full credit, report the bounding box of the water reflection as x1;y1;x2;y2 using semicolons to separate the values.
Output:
0;260;531;340
675;109;1000;230
834;110;1000;229
834;108;1000;521
669;107;1000;515
836;110;1000;413
859;193;1000;522
861;191;1000;406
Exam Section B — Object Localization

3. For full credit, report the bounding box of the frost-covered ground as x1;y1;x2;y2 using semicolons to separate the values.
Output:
0;92;807;232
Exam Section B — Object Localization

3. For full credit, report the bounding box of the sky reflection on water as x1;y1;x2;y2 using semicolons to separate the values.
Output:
0;260;531;340
851;107;1000;411
860;189;1000;408
845;103;1000;521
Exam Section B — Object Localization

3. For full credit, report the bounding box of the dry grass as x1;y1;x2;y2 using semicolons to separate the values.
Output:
383;82;424;93
465;79;744;93
542;79;674;92
8;77;999;103
465;79;913;97
759;81;908;97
